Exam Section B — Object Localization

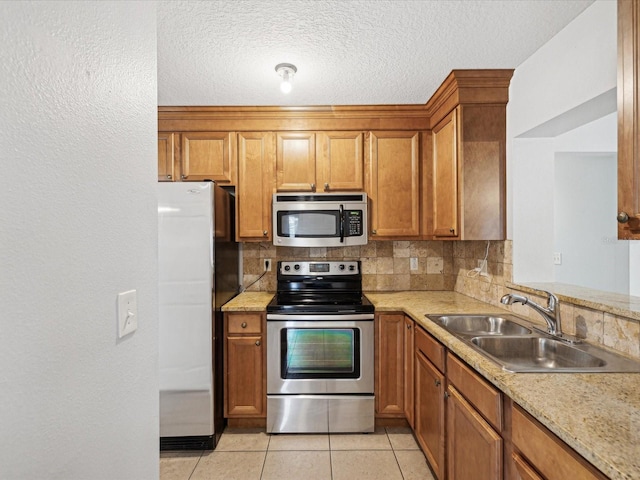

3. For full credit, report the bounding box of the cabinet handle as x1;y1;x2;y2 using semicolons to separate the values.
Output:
241;322;247;328
444;391;450;399
263;230;268;236
167;174;172;179
372;230;377;235
181;174;186;180
324;182;329;191
434;379;441;387
255;340;261;346
310;183;316;191
407;324;411;330
617;212;630;223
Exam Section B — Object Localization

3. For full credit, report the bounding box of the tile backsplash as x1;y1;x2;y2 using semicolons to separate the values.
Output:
241;239;511;294
241;239;640;359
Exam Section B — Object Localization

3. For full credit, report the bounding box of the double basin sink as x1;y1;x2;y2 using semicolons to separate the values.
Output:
426;314;640;373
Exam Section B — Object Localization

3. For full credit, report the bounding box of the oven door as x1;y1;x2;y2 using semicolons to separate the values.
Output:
266;315;374;395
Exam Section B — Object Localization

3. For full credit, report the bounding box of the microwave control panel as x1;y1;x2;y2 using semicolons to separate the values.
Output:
345;210;363;236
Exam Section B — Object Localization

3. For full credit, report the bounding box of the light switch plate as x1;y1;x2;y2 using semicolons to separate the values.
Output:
117;290;137;338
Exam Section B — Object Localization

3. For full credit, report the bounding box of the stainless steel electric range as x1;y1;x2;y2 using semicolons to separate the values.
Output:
266;260;375;433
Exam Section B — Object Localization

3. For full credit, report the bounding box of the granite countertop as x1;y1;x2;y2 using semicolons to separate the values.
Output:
223;290;640;479
366;291;640;480
222;291;274;311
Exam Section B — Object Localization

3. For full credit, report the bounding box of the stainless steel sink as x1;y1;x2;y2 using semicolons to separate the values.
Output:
425;313;640;373
429;315;532;336
470;336;607;372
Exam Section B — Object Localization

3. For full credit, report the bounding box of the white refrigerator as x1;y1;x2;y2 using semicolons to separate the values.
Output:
158;182;238;450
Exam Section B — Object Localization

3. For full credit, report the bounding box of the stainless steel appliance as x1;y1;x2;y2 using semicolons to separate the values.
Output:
158;182;239;450
272;193;368;247
266;261;374;433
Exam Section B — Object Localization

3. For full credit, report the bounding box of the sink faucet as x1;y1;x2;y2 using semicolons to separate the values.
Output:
500;291;563;337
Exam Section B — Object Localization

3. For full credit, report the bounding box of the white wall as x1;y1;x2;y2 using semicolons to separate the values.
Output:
0;2;158;479
508;0;622;287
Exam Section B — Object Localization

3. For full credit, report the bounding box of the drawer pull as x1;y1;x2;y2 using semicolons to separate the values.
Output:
241;322;247;328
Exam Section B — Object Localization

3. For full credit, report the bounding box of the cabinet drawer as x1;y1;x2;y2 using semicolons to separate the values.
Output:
414;326;445;372
227;313;263;334
447;352;502;432
512;405;607;480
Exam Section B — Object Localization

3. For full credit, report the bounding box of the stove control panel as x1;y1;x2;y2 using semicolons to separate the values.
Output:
279;261;360;276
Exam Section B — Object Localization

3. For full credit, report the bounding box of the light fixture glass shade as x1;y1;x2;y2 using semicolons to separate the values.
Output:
275;63;297;94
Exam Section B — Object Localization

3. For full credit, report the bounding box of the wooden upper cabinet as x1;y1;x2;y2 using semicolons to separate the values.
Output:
316;131;364;191
181;132;236;184
432;110;458;237
237;132;275;241
276;132;316;191
425;70;512;241
158;133;176;182
617;0;640;239
366;131;421;238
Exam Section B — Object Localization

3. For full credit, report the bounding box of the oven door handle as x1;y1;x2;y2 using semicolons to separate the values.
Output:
267;313;374;321
339;204;345;243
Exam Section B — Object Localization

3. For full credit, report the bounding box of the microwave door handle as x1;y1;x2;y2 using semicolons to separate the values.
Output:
339;205;345;243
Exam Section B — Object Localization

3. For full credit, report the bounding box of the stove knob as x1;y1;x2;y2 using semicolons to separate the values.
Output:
294;264;300;271
339;264;345;270
349;265;355;271
284;265;290;271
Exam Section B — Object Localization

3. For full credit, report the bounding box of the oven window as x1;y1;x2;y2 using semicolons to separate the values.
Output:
280;328;360;379
277;210;339;238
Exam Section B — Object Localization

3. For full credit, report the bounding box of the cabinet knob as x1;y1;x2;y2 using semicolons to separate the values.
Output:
449;228;455;234
372;230;377;235
255;340;261;346
617;212;630;223
444;391;450;399
324;182;329;191
181;174;186;180
310;183;316;191
167;174;172;179
241;322;247;328
263;230;268;236
434;379;441;387
407;324;411;330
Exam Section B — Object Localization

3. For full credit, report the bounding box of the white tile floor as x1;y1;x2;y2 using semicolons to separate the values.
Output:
160;427;436;480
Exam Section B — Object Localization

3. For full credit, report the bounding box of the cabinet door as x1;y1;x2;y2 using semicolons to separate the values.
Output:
316;131;364;191
403;316;414;428
446;385;502;480
617;0;640;239
512;453;544;480
181;132;236;184
276;132;316;191
225;334;265;417
375;313;405;416
237;132;275;241
367;131;420;238
158;133;176;181
432;109;458;237
414;350;446;480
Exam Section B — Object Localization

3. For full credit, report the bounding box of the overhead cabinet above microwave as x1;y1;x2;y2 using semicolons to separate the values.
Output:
272;193;368;247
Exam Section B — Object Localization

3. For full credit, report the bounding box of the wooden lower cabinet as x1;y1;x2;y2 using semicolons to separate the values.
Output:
446;385;502;480
403;316;415;427
375;313;405;417
510;403;608;480
415;346;446;479
224;312;266;418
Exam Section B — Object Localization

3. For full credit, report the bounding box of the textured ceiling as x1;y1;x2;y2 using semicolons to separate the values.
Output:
157;0;594;106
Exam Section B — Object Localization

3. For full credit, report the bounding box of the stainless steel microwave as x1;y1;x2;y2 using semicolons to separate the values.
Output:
272;193;368;247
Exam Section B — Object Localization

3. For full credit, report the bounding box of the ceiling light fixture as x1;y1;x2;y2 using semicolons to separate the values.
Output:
275;63;297;94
